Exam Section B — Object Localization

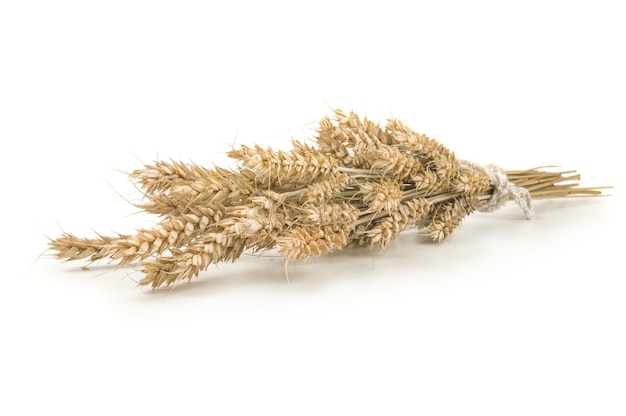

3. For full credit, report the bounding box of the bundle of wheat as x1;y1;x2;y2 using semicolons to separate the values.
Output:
50;110;608;289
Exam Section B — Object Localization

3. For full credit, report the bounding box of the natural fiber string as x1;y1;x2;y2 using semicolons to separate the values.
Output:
462;161;534;219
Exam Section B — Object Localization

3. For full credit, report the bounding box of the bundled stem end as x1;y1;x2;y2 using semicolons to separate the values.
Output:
48;110;609;289
506;168;610;199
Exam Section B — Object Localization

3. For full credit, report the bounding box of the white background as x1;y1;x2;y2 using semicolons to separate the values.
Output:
1;1;624;415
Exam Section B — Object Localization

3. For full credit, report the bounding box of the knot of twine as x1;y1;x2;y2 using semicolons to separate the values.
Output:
463;161;534;219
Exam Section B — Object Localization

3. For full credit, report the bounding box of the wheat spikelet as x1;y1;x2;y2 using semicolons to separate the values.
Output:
131;160;215;195
294;171;350;205
425;196;480;243
349;198;431;249
228;143;337;184
277;223;353;261
359;178;404;213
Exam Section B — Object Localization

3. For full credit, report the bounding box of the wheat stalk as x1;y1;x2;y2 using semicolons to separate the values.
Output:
49;110;609;289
